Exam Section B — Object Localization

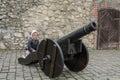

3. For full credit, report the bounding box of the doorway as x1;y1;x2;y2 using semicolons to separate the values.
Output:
97;9;120;49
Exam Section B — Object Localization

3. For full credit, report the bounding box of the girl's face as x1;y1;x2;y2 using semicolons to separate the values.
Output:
32;32;38;40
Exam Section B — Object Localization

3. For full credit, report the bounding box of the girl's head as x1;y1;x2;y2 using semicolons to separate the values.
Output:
31;30;38;40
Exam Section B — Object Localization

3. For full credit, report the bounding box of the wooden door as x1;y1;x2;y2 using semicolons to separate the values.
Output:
97;9;120;49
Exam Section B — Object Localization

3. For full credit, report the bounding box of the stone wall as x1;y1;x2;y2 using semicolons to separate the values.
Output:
0;0;95;49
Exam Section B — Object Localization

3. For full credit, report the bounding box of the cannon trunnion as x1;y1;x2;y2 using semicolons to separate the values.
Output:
37;22;97;78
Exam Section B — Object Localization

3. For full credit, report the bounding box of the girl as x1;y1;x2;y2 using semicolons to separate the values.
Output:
22;30;39;58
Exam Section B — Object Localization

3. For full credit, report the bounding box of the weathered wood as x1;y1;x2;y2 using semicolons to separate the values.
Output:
37;39;64;78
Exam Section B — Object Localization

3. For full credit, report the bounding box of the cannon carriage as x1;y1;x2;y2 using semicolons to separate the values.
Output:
37;22;97;78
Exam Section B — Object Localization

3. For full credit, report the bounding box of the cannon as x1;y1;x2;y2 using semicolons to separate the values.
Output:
37;22;97;78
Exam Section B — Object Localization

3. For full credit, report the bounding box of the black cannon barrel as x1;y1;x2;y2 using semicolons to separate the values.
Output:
57;22;97;43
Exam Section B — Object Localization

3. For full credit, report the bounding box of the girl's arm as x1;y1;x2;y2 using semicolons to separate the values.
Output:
27;39;33;53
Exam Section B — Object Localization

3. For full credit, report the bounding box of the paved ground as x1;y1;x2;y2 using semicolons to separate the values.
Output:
0;50;120;80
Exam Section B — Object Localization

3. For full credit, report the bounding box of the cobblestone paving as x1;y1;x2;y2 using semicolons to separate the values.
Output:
0;50;120;80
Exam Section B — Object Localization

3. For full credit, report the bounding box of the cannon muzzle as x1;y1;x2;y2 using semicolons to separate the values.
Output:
57;22;97;43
